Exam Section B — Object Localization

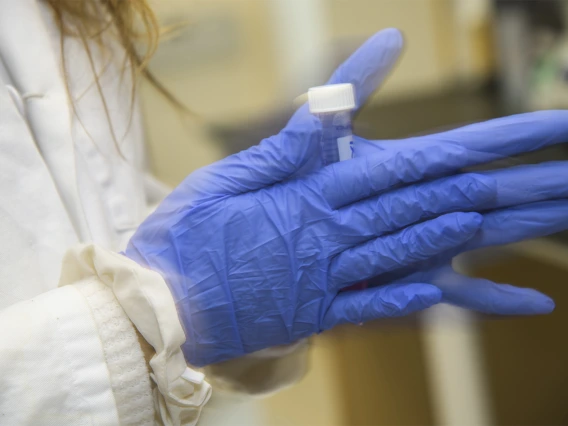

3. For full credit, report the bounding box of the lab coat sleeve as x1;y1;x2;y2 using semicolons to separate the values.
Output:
0;244;211;426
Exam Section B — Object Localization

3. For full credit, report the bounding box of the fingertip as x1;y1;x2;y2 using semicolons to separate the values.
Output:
469;173;498;203
374;28;404;50
509;290;556;316
543;297;556;314
386;284;442;314
408;283;443;306
328;27;405;105
455;212;484;234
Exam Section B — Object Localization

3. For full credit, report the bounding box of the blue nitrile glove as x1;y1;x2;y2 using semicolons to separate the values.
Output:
353;115;568;315
126;29;501;366
127;29;568;365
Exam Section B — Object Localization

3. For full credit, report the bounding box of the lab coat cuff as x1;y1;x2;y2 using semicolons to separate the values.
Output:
60;244;212;426
74;279;155;425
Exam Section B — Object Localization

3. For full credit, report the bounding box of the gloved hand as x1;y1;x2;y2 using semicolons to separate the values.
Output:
354;118;568;315
126;29;499;366
126;29;568;367
126;140;495;366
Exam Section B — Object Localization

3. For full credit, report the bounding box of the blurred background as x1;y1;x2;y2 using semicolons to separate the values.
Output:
140;1;568;425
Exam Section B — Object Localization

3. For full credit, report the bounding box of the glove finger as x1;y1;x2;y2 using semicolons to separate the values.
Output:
464;199;568;252
329;212;483;291
352;147;568;212
334;173;496;246
370;199;568;288
193;29;404;197
284;28;403;177
326;28;403;106
478;161;568;209
354;110;568;162
322;283;441;329
286;28;404;129
430;267;555;315
319;142;472;209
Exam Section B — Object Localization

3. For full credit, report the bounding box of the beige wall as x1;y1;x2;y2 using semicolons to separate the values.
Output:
328;0;494;103
148;0;281;120
330;0;454;102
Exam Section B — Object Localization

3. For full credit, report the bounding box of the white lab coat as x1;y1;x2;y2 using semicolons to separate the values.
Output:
0;0;307;425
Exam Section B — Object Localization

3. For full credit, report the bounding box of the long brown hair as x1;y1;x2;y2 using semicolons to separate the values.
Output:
45;0;187;153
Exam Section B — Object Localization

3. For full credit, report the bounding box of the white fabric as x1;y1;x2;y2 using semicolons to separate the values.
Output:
0;0;308;424
0;63;78;307
0;0;91;241
75;280;155;426
0;285;120;425
0;0;147;308
0;0;208;422
61;245;213;426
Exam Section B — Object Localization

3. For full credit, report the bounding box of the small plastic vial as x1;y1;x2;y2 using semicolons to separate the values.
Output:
309;83;366;294
308;83;357;165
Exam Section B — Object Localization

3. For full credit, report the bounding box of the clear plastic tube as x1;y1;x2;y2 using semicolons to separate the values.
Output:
309;84;366;292
308;83;356;166
317;110;354;165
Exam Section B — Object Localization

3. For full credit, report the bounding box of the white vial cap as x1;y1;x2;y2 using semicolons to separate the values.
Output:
308;83;356;114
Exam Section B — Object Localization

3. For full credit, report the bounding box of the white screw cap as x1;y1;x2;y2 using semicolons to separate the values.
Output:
308;83;356;114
